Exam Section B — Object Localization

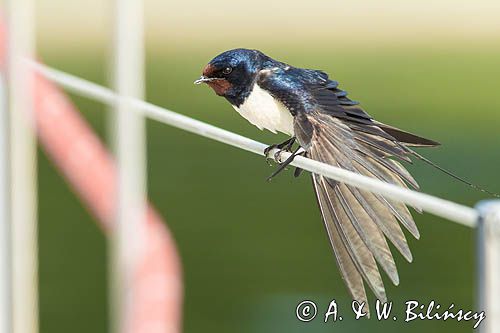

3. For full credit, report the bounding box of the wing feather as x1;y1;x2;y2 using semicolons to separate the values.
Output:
311;129;401;282
312;176;369;304
295;111;421;302
336;183;399;286
316;175;387;302
258;64;435;302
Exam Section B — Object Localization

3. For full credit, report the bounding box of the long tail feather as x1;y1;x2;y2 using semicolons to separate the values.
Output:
407;150;500;198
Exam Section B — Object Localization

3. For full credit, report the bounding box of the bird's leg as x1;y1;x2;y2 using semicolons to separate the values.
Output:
264;137;296;165
266;146;305;182
293;152;307;178
294;166;304;178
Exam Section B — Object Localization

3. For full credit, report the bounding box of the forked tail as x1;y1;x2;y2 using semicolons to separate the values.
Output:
407;150;500;198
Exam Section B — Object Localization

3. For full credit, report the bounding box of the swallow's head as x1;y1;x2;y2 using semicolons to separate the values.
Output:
195;48;265;104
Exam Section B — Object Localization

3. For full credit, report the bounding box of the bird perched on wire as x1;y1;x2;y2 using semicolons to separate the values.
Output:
194;48;493;311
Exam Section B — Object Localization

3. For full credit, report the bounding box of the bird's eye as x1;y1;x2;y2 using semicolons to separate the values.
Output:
222;67;232;75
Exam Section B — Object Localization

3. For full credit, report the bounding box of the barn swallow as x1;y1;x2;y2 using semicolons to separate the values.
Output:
194;48;492;309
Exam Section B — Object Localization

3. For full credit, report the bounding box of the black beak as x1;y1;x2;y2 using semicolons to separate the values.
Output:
194;76;220;85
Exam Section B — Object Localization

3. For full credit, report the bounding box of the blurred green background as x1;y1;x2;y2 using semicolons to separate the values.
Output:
33;1;500;332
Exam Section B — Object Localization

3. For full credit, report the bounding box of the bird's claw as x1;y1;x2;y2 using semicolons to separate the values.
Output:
265;148;290;165
274;151;283;164
263;144;276;156
264;144;278;166
264;144;278;165
264;137;296;165
266;146;302;182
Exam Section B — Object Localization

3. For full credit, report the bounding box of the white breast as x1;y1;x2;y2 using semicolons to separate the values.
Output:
232;83;294;136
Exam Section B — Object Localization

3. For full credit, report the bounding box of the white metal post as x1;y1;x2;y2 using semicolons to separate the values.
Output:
110;0;146;332
0;72;12;333
476;200;500;333
6;0;39;332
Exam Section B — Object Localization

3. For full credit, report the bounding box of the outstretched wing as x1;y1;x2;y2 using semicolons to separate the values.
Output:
258;65;440;146
295;111;421;306
259;66;436;306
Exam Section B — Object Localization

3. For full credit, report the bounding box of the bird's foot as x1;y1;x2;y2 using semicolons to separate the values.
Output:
264;137;296;165
266;146;305;182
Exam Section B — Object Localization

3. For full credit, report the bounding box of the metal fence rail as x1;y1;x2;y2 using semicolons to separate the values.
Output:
110;1;147;333
28;60;480;226
5;1;38;333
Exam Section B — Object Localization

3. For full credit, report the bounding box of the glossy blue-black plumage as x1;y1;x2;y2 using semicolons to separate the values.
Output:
199;48;442;306
205;49;367;122
204;49;264;106
203;48;438;147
